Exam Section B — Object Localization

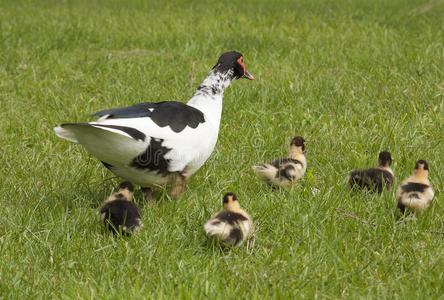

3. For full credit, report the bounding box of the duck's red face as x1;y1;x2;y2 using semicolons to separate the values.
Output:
237;56;254;80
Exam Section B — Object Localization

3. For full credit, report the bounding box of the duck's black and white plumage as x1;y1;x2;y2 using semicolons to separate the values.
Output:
204;192;252;247
397;160;434;214
349;151;394;194
100;182;143;234
54;52;253;200
252;136;306;187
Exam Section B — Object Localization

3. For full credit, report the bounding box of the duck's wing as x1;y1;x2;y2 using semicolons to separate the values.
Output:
92;101;205;133
54;101;211;173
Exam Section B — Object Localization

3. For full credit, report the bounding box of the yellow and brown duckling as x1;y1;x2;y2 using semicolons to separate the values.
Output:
252;136;306;187
100;182;143;234
349;151;394;194
397;160;434;214
204;192;252;247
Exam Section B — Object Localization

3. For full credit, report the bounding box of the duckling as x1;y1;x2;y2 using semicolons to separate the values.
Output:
100;182;143;234
252;136;306;187
397;160;434;214
349;151;394;194
204;192;252;247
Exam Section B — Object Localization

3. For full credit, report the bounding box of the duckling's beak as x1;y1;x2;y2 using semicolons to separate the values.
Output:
242;71;254;80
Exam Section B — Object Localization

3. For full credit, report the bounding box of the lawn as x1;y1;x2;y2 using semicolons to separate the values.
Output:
0;0;443;298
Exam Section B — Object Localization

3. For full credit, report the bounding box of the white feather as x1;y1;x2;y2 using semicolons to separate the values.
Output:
204;220;232;240
204;217;251;246
252;164;278;180
54;126;79;143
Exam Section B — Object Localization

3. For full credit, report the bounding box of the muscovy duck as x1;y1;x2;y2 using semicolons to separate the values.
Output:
54;51;253;201
252;136;307;187
397;160;434;214
349;151;394;194
204;192;252;247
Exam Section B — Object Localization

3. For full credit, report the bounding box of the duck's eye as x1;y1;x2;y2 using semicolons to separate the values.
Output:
237;57;245;67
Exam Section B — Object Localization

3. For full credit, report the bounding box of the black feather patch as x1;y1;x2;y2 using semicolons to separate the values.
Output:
349;168;393;194
92;124;146;141
229;228;243;245
101;161;114;170
410;193;420;199
415;160;429;170
100;200;141;234
397;197;406;214
93;101;206;133
277;164;296;181
212;51;244;79
270;158;303;168
119;181;134;193
215;211;248;225
401;182;429;193
130;138;172;175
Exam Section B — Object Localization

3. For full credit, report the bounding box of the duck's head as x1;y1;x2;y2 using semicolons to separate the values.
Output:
222;192;241;211
290;136;305;153
378;151;392;167
414;159;429;177
212;51;254;81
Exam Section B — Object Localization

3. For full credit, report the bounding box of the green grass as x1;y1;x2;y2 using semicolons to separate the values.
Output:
1;0;443;298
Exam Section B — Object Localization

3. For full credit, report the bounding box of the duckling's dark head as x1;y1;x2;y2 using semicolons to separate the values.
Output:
222;192;240;211
212;51;254;80
414;159;429;172
378;151;392;167
290;136;305;153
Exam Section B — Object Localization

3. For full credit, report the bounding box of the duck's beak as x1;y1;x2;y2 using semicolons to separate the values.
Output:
242;71;254;80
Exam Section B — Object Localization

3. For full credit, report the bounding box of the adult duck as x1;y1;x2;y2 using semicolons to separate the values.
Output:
54;51;254;201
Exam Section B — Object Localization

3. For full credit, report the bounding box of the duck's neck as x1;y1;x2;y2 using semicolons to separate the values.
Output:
289;146;304;161
187;70;234;128
412;169;429;184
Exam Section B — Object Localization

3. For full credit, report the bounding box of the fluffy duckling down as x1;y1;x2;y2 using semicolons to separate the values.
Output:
252;136;306;187
349;151;394;194
397;160;434;214
100;182;143;234
204;193;252;247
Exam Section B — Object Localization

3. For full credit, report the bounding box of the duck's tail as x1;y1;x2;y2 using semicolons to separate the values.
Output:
204;220;247;246
252;164;278;182
54;125;79;143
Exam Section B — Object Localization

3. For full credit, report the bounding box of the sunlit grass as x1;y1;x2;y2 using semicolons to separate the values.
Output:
0;0;443;298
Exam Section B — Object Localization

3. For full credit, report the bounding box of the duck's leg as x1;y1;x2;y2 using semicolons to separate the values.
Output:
141;187;154;204
169;167;190;198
